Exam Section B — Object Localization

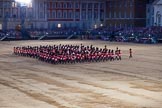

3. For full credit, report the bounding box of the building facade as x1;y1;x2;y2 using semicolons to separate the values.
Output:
105;0;148;28
146;0;156;27
146;4;154;27
0;0;34;30
153;0;162;26
0;0;106;30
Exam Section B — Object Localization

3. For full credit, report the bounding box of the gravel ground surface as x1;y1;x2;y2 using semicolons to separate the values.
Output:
0;40;162;108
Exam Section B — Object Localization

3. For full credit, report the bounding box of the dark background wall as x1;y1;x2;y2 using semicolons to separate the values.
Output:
105;0;151;27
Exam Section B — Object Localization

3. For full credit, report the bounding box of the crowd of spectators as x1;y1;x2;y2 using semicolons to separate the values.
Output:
0;31;5;38
1;26;162;43
89;26;162;43
0;30;22;39
29;27;85;38
89;26;162;37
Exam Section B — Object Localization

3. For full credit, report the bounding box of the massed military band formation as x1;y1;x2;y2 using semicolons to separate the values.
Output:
13;44;121;64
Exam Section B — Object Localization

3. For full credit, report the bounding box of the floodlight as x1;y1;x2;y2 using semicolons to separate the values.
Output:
15;0;31;4
58;24;61;28
0;24;2;30
94;24;97;29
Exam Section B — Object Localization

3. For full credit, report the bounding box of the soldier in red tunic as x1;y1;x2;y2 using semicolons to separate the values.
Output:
129;48;132;58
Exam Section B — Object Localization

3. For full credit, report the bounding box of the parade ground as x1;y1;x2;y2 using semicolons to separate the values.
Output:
0;40;162;108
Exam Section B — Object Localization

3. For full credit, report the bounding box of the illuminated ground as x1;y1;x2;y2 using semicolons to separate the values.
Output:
0;40;162;108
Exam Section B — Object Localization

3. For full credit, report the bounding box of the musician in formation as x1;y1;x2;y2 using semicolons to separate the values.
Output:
13;44;121;64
